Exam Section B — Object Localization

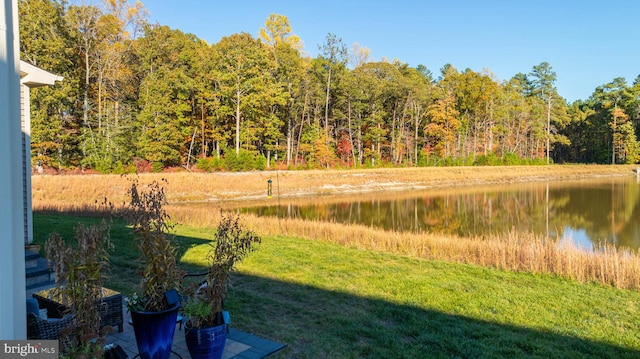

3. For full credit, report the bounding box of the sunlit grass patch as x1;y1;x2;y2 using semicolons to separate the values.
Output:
231;235;640;358
33;213;640;358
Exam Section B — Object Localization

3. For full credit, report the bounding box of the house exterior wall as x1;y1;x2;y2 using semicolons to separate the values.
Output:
18;61;62;246
20;83;32;245
0;0;28;339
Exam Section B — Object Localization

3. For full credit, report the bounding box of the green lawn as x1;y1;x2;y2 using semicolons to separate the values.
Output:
33;213;640;358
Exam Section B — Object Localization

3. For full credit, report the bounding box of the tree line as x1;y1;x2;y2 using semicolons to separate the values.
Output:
20;0;640;173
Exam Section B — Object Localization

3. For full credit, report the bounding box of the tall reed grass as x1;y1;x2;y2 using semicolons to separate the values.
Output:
167;204;640;291
35;198;640;291
32;166;640;292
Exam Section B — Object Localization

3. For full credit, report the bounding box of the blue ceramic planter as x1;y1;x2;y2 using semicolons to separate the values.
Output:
130;303;180;359
185;323;227;359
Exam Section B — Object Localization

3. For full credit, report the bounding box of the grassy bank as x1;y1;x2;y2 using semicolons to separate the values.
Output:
33;165;640;289
33;213;640;358
166;206;640;291
32;165;640;289
32;164;637;209
31;166;640;357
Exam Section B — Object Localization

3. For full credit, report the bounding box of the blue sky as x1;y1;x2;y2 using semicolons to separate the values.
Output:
142;0;639;103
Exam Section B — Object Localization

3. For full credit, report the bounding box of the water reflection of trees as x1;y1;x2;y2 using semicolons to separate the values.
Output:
241;177;640;250
552;179;640;249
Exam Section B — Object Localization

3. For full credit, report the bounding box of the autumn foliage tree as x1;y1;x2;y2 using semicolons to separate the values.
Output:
19;1;640;171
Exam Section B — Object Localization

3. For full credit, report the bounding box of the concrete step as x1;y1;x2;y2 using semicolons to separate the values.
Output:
25;256;53;290
25;250;41;269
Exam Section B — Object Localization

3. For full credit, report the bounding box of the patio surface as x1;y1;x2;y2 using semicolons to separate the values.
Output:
28;285;286;359
106;308;286;359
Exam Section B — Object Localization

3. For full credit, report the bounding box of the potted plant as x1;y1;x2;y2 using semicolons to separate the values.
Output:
183;211;261;359
124;179;184;359
43;220;113;358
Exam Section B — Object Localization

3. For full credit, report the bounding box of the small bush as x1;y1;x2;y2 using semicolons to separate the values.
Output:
502;152;522;165
151;161;164;173
529;157;551;165
112;161;136;175
254;154;267;170
224;150;266;171
133;159;153;173
196;157;225;172
474;153;500;166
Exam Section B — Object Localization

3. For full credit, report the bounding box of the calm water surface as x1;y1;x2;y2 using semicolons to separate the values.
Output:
241;176;640;251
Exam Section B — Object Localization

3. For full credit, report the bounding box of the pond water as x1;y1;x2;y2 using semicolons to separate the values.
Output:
241;176;640;251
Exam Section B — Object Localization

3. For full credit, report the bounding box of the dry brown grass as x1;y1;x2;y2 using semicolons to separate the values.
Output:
33;165;640;290
167;205;640;291
32;164;636;208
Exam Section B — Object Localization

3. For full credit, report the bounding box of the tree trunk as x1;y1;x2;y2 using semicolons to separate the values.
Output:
201;102;206;159
347;101;356;166
546;96;551;164
235;88;241;154
83;49;90;126
286;117;292;166
324;66;331;138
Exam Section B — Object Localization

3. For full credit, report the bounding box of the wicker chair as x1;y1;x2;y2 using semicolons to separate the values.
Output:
26;311;73;340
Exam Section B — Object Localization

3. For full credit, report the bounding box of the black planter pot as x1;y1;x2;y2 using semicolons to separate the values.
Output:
185;321;227;359
130;303;180;359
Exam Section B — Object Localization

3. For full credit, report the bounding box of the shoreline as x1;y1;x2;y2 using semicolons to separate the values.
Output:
32;164;637;208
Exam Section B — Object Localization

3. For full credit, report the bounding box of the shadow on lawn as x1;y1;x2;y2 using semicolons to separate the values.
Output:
227;273;640;359
33;213;640;358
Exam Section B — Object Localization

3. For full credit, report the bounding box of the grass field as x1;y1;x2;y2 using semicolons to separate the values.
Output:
31;165;640;358
32;212;640;359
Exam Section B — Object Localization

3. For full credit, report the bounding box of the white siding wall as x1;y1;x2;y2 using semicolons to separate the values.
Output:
0;0;28;339
21;83;27;242
20;84;32;244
